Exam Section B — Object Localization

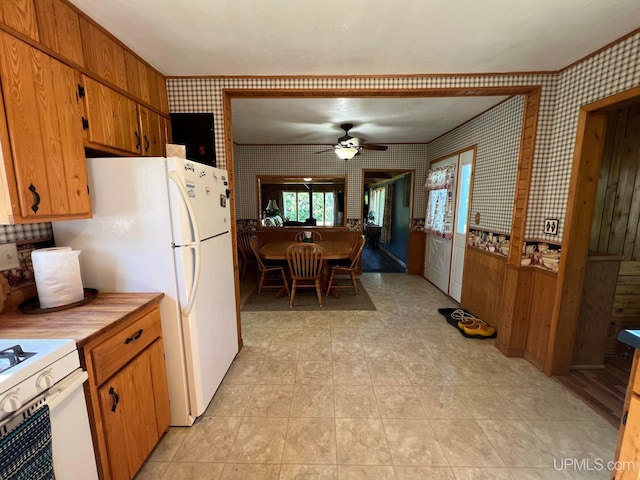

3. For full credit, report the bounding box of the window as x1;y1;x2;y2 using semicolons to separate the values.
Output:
369;187;386;226
283;191;335;225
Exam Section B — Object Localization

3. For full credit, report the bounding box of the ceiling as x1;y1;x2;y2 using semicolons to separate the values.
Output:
231;97;509;144
68;0;640;145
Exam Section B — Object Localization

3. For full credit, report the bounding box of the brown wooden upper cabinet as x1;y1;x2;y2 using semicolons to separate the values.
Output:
35;0;84;67
0;32;91;223
82;75;141;155
125;51;169;113
0;0;39;41
138;106;166;157
79;16;127;91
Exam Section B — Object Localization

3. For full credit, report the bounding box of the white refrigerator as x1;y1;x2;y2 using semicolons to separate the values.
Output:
52;157;238;426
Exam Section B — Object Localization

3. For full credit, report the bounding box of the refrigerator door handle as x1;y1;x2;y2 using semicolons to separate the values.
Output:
170;171;202;316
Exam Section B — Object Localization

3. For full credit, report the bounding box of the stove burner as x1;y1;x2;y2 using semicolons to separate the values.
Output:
0;345;36;374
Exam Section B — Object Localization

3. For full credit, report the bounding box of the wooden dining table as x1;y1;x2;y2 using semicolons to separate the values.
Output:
260;240;353;299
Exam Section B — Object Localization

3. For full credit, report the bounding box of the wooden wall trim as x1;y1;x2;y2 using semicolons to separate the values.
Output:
222;86;541;100
545;109;608;375
492;88;542;357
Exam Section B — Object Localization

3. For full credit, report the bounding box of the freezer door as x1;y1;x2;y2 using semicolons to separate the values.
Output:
167;157;231;244
173;232;238;418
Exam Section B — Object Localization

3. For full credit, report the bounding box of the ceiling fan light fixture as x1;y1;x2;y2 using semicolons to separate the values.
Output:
335;146;359;160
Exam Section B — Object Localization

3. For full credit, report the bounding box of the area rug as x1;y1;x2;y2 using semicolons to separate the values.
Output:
242;280;376;311
437;307;497;339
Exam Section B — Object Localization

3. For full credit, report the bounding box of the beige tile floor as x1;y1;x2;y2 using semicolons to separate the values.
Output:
136;273;618;480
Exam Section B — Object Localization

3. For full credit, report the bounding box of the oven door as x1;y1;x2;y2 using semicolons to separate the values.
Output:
0;369;99;480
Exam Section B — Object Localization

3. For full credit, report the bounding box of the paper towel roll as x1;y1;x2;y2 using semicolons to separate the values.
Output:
32;247;84;308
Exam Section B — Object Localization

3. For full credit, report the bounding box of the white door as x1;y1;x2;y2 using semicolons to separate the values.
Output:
424;155;457;293
449;149;474;301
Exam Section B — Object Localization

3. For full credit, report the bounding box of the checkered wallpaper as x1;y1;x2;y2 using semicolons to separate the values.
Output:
0;223;52;243
165;30;640;244
428;96;524;234
234;144;428;221
527;32;640;241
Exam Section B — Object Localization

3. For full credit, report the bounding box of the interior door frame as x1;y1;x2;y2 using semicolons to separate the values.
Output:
361;168;415;266
546;85;640;375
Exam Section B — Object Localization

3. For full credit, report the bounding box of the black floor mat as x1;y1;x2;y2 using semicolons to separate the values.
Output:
437;308;497;339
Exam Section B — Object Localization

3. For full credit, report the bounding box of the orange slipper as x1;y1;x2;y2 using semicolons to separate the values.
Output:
462;320;496;337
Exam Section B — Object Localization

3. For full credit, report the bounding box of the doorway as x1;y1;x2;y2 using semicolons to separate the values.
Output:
424;147;475;300
361;170;413;273
554;98;640;425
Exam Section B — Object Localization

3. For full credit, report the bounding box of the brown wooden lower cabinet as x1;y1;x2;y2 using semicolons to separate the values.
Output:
81;303;170;480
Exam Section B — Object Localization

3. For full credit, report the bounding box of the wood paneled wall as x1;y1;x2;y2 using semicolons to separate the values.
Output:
609;261;640;355
407;231;425;275
524;269;557;369
590;104;640;259
460;247;506;330
585;104;640;357
573;255;621;366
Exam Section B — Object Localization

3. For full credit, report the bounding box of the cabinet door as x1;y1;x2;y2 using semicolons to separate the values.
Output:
99;347;159;480
35;0;84;66
0;0;39;41
83;75;141;154
0;32;90;219
138;105;164;157
79;16;127;90
148;339;171;436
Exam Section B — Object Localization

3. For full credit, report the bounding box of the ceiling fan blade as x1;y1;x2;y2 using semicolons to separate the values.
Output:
361;144;388;151
314;147;336;154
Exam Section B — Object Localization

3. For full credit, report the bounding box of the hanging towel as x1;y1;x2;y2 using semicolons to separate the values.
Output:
0;405;55;480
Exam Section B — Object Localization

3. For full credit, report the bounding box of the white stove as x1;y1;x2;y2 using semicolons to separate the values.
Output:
0;339;98;479
0;339;78;420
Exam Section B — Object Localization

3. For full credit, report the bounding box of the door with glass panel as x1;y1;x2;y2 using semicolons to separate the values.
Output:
424;155;457;293
424;147;475;298
449;149;474;301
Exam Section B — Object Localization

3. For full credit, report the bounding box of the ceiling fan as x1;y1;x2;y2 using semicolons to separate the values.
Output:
315;123;388;160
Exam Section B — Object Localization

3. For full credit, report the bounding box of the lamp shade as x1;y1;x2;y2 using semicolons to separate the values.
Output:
266;200;279;211
335;147;359;160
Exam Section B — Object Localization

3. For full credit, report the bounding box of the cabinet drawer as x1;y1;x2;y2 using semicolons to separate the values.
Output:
92;308;162;385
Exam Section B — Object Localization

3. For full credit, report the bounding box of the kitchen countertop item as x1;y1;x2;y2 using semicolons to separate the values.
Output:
0;292;163;347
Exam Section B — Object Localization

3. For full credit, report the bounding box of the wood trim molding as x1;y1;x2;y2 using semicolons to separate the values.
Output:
545;109;610;375
222;87;541;100
492;88;542;356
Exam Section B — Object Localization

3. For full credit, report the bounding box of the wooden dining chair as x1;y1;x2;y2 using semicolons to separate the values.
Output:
249;235;290;296
326;235;366;296
286;242;325;307
237;231;256;280
294;230;323;242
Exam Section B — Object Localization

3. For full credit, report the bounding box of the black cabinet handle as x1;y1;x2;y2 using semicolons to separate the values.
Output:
28;184;40;213
134;131;141;150
623;410;628;426
144;134;150;153
108;387;119;412
124;329;144;344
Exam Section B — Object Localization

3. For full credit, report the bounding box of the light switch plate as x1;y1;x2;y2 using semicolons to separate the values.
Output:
0;243;20;270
